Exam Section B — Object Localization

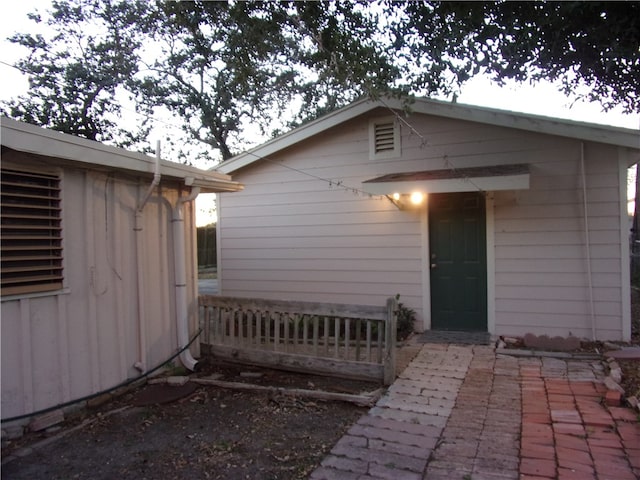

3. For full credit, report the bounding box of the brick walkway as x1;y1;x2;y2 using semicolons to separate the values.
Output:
309;344;640;480
519;356;639;480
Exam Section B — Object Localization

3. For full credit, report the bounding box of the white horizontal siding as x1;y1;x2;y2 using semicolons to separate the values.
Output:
493;141;624;340
221;234;420;249
496;272;620;289
496;244;618;260
496;299;621;316
220;110;628;340
222;222;420;238
221;258;422;273
496;285;620;302
494;312;622;339
496;258;620;274
219;123;424;314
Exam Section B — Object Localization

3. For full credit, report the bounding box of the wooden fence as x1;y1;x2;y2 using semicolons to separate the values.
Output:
198;295;398;384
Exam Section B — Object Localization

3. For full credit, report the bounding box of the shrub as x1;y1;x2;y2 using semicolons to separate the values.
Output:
395;294;416;340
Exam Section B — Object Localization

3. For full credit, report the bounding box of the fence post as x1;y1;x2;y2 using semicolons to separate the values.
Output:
383;296;398;385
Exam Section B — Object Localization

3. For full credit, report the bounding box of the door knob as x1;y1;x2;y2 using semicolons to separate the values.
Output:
431;263;437;269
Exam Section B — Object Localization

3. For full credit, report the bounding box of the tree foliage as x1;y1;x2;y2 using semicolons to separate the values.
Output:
2;0;638;164
4;0;152;148
393;1;640;113
134;0;400;160
135;1;299;161
4;0;399;162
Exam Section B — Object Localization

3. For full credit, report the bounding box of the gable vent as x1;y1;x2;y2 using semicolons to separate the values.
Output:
374;122;396;153
369;117;400;160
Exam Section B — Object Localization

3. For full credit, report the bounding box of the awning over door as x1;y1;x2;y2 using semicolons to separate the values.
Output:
363;164;530;195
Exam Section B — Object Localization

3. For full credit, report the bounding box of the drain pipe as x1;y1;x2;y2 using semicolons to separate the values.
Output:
581;142;597;341
134;141;162;372
139;141;163;210
172;185;201;371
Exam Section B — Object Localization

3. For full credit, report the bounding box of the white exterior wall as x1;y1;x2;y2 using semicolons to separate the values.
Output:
1;157;200;419
218;115;424;315
492;142;624;340
219;109;629;340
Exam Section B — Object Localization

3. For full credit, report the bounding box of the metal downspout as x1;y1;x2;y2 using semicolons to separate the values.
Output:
581;142;597;341
172;186;201;371
134;141;162;372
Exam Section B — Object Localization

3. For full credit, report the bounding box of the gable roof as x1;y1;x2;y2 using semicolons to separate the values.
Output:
1;117;243;193
218;96;639;175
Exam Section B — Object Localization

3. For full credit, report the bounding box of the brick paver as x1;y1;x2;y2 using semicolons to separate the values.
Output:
424;347;521;480
310;344;472;480
519;356;639;480
310;342;640;480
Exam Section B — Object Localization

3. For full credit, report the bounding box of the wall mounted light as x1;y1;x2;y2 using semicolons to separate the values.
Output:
386;191;426;210
410;192;424;205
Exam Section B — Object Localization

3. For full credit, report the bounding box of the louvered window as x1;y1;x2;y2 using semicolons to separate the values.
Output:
374;122;396;153
1;168;64;296
369;117;400;159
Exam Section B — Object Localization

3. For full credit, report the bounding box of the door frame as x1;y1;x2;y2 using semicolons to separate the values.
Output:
420;193;496;333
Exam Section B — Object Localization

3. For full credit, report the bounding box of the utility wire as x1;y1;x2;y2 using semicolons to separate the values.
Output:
243;150;387;200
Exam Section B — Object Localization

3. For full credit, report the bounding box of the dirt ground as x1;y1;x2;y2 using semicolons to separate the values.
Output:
1;361;375;480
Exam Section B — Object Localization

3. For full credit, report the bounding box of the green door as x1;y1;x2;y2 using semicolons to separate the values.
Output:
429;192;487;331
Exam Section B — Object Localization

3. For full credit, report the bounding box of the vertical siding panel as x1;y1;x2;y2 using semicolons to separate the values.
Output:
144;189;175;368
64;170;92;400
112;180;128;377
57;166;71;404
1;303;21;417
93;174;119;388
56;295;71;403
122;183;140;375
85;174;101;392
185;200;200;357
144;194;158;367
20;299;34;414
160;192;175;363
31;297;63;410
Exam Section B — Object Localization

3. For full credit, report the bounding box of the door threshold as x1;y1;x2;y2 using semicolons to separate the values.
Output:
416;330;491;345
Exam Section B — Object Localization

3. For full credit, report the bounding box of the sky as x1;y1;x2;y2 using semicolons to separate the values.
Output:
2;0;639;130
1;0;638;223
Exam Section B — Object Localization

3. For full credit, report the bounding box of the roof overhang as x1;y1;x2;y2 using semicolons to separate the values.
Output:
363;164;530;195
1;117;243;193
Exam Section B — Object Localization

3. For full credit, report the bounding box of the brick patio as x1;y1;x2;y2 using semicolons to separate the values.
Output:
310;342;640;480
